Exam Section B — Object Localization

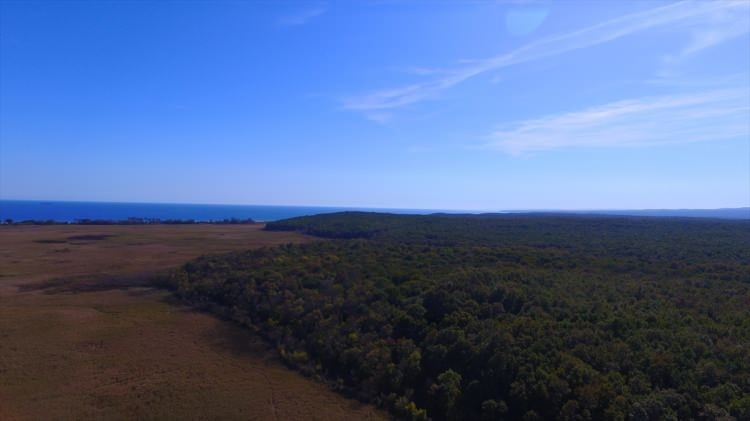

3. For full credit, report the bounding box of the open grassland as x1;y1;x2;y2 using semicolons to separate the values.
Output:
0;224;385;420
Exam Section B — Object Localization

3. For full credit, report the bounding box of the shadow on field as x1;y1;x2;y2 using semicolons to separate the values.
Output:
17;271;165;294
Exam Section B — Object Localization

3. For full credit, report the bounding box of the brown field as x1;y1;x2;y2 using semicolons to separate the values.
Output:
0;224;386;420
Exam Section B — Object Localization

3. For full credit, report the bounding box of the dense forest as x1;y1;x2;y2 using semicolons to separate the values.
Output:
170;212;750;420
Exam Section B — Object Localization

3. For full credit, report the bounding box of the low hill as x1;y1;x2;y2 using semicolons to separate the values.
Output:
530;208;750;220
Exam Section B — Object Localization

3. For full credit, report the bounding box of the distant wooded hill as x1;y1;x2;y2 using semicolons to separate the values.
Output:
514;208;750;220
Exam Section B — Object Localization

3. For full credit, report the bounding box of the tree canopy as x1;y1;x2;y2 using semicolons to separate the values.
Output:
171;213;750;420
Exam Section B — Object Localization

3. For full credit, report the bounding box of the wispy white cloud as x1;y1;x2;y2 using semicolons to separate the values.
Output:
278;5;326;27
343;0;749;113
390;66;456;76
680;4;750;57
644;72;749;88
363;111;392;124
660;2;750;72
484;89;750;155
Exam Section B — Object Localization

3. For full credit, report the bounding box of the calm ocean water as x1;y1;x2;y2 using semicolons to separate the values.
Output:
0;200;457;223
2;200;746;222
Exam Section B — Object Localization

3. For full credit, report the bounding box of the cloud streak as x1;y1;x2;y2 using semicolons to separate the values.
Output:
278;5;326;27
343;0;749;113
484;89;750;155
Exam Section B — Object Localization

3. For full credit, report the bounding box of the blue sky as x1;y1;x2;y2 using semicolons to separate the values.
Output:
1;0;748;210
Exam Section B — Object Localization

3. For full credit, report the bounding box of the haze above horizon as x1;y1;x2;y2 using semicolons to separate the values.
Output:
1;1;748;209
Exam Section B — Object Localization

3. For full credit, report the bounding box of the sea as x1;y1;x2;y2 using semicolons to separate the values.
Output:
1;200;747;223
0;200;465;223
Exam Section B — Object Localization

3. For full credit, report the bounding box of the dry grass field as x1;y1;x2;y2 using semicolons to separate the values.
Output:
0;224;385;420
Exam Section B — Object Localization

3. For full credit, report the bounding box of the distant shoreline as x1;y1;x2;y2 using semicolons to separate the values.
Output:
1;217;258;226
1;200;748;222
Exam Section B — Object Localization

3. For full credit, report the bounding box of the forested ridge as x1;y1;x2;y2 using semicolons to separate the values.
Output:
171;213;750;420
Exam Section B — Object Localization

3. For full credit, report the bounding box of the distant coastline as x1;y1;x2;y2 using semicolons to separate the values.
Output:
1;216;257;226
0;200;457;223
0;200;747;223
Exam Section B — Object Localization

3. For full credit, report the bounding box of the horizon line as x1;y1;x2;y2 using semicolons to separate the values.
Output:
1;198;748;213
